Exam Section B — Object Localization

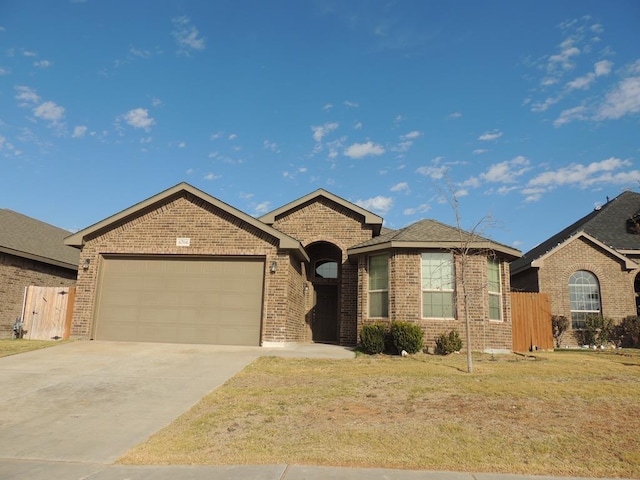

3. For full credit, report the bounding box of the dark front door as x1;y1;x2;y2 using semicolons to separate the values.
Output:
312;284;338;343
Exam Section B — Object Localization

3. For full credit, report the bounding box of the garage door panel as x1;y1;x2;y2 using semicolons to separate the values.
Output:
95;257;264;346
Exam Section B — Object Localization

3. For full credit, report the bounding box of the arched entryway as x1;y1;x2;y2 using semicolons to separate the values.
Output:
306;241;342;343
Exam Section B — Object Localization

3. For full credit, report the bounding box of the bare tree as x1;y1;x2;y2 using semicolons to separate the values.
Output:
441;181;498;374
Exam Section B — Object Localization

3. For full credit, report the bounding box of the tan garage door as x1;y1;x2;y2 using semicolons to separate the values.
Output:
94;257;264;345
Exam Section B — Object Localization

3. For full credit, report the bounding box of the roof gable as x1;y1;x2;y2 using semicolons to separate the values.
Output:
511;190;640;273
348;218;521;259
0;209;79;270
259;189;383;234
64;183;309;261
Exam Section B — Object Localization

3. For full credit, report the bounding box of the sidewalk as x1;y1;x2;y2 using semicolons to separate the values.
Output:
0;460;627;480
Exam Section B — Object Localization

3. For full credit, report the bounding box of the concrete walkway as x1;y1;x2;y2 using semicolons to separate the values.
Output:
0;342;628;480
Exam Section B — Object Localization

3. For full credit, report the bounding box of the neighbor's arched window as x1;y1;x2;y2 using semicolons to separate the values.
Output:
569;270;601;329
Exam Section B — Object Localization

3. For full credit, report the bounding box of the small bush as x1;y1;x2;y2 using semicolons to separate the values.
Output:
435;330;463;355
576;315;615;347
389;321;424;354
359;323;388;354
552;315;570;348
615;316;640;348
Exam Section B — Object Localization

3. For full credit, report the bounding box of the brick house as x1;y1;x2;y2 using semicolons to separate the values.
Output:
0;209;79;338
511;191;640;345
65;182;520;351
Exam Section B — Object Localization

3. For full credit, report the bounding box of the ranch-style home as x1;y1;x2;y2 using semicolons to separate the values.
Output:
0;209;79;338
511;190;640;344
65;183;520;351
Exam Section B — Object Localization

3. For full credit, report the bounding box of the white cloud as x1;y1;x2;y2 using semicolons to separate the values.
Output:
33;101;65;122
416;165;447;179
323;103;333;111
172;16;205;54
204;173;220;180
72;125;87;138
448;112;462;119
311;122;338;142
129;47;151;58
123;108;155;131
355;196;393;214
595;76;640;120
528;157;635;188
151;97;162;107
178;142;186;148
15;85;40;105
0;67;10;75
480;156;531;183
33;60;52;68
473;149;488;155
553;105;587;127
343;141;385;159
354;122;362;130
210;131;223;140
400;130;422;140
531;96;560;112
263;140;278;152
567;73;595;90
594;59;613;76
228;133;238;140
344;100;359;108
253;201;271;215
548;46;580;71
403;204;431;215
390;182;409;192
478;130;503;141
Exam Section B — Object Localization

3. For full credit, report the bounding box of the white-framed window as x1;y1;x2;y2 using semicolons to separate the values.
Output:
368;254;389;318
569;270;601;329
422;252;455;319
488;258;502;321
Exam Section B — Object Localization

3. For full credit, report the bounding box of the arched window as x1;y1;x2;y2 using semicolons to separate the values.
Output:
315;259;338;279
569;270;601;329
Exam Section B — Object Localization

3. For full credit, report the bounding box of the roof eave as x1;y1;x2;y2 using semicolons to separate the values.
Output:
348;240;521;259
0;246;78;271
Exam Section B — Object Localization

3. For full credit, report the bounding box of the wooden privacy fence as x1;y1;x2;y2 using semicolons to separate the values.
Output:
21;286;76;340
511;292;554;352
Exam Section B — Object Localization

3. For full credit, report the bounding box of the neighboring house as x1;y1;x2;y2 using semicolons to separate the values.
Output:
65;182;520;351
511;191;640;344
0;209;79;338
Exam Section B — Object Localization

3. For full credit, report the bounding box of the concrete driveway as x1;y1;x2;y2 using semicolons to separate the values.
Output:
0;341;353;467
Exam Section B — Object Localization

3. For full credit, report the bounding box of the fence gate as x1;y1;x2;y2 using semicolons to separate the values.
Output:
511;292;554;352
21;286;76;340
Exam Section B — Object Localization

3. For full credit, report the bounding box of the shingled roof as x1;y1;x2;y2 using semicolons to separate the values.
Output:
347;218;521;259
0;209;79;270
511;190;640;274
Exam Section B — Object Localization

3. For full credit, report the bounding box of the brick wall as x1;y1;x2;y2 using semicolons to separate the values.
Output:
536;236;638;345
270;197;376;346
357;249;513;352
71;193;303;344
0;253;77;338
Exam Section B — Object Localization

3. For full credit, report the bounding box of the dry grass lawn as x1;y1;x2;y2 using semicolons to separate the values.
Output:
120;350;640;478
0;338;65;357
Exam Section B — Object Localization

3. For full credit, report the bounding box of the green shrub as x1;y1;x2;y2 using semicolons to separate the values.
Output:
577;315;615;347
615;316;640;348
435;329;463;355
389;321;424;354
359;323;388;354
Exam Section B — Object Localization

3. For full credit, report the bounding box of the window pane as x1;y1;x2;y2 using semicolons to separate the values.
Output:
569;270;600;329
489;294;501;321
369;291;389;317
488;260;500;293
315;260;338;279
369;255;388;290
423;292;454;318
422;252;454;290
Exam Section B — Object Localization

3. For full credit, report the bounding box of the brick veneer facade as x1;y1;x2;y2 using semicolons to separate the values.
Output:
71;193;305;343
512;236;639;346
0;253;77;338
357;250;513;352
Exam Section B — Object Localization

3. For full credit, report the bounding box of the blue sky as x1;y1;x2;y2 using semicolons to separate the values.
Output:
1;0;639;253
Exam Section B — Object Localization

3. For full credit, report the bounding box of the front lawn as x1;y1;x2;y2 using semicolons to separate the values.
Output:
0;338;65;357
120;350;640;478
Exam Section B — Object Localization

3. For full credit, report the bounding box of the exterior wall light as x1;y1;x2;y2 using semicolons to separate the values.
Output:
270;261;278;273
82;258;91;270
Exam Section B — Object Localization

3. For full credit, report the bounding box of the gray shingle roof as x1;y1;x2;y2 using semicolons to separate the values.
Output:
0;209;79;270
511;190;640;273
348;218;521;259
